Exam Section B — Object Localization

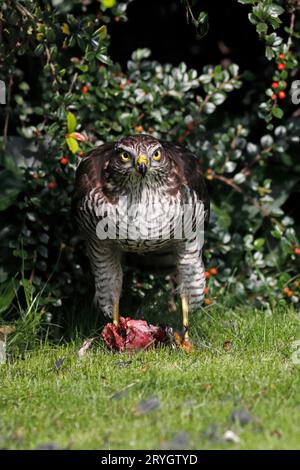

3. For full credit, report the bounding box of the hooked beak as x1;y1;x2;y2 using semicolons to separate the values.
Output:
136;154;149;177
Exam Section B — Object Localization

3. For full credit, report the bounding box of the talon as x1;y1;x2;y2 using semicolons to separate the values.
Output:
180;338;193;352
174;330;193;352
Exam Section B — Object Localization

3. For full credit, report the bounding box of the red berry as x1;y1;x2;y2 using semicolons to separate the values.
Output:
205;271;210;279
283;287;290;294
204;287;209;295
278;63;285;71
271;93;277;100
278;91;286;99
186;121;195;131
294;247;300;255
60;156;69;166
278;53;285;60
210;267;218;276
287;290;293;298
271;82;279;89
47;181;57;190
114;16;121;22
82;85;88;94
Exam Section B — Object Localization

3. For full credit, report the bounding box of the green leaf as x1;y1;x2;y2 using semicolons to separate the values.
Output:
0;280;18;315
266;46;274;60
229;63;239;76
101;0;116;8
0;170;24;211
238;0;255;3
198;11;208;24
34;44;44;57
196;11;209;38
93;25;107;40
256;22;268;34
267;4;285;17
96;53;112;65
254;238;265;250
66;136;79;153
212;92;226;105
272;106;284;119
199;74;212;84
203;102;216;114
67;112;77;133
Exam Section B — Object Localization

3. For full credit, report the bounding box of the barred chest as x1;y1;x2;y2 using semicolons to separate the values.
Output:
118;185;181;253
90;183;195;253
81;175;203;254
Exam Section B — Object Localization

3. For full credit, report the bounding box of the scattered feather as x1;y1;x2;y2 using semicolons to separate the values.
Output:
162;431;190;450
109;382;138;400
231;407;255;426
53;357;65;371
223;430;240;444
135;396;160;416
78;337;97;357
35;443;62;450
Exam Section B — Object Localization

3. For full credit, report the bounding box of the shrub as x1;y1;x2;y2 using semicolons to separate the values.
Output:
0;0;299;337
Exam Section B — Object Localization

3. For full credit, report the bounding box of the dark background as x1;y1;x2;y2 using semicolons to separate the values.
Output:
110;0;264;74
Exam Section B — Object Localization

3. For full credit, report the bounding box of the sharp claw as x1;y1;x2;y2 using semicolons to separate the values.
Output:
174;331;193;352
180;339;193;352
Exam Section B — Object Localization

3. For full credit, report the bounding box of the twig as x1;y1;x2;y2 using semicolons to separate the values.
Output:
212;173;284;229
68;72;78;94
3;76;13;148
45;45;57;79
15;1;35;20
287;12;296;52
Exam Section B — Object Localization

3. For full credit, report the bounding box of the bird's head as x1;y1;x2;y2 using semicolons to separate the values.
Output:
111;135;169;180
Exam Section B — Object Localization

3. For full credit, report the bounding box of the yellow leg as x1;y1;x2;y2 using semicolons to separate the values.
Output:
113;301;119;326
181;294;189;343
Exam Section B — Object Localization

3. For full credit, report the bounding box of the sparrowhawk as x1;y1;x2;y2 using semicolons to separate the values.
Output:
73;134;209;345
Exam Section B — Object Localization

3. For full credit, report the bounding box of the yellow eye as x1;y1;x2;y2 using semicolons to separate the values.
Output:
153;149;161;161
120;151;130;162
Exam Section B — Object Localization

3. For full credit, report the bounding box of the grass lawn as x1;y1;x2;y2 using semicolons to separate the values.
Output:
0;304;300;450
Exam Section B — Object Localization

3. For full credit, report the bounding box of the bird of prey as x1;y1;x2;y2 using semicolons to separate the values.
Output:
73;135;209;346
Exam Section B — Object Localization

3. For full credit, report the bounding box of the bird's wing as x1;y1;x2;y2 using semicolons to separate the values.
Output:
161;141;210;222
72;143;115;213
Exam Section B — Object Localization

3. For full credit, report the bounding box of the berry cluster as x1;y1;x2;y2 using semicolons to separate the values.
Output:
283;280;300;301
270;53;288;101
204;267;218;305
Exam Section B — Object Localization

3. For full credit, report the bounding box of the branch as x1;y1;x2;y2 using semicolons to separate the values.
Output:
3;76;13;148
212;173;284;229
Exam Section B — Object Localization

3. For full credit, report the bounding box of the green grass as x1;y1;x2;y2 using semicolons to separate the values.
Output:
1;304;300;450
